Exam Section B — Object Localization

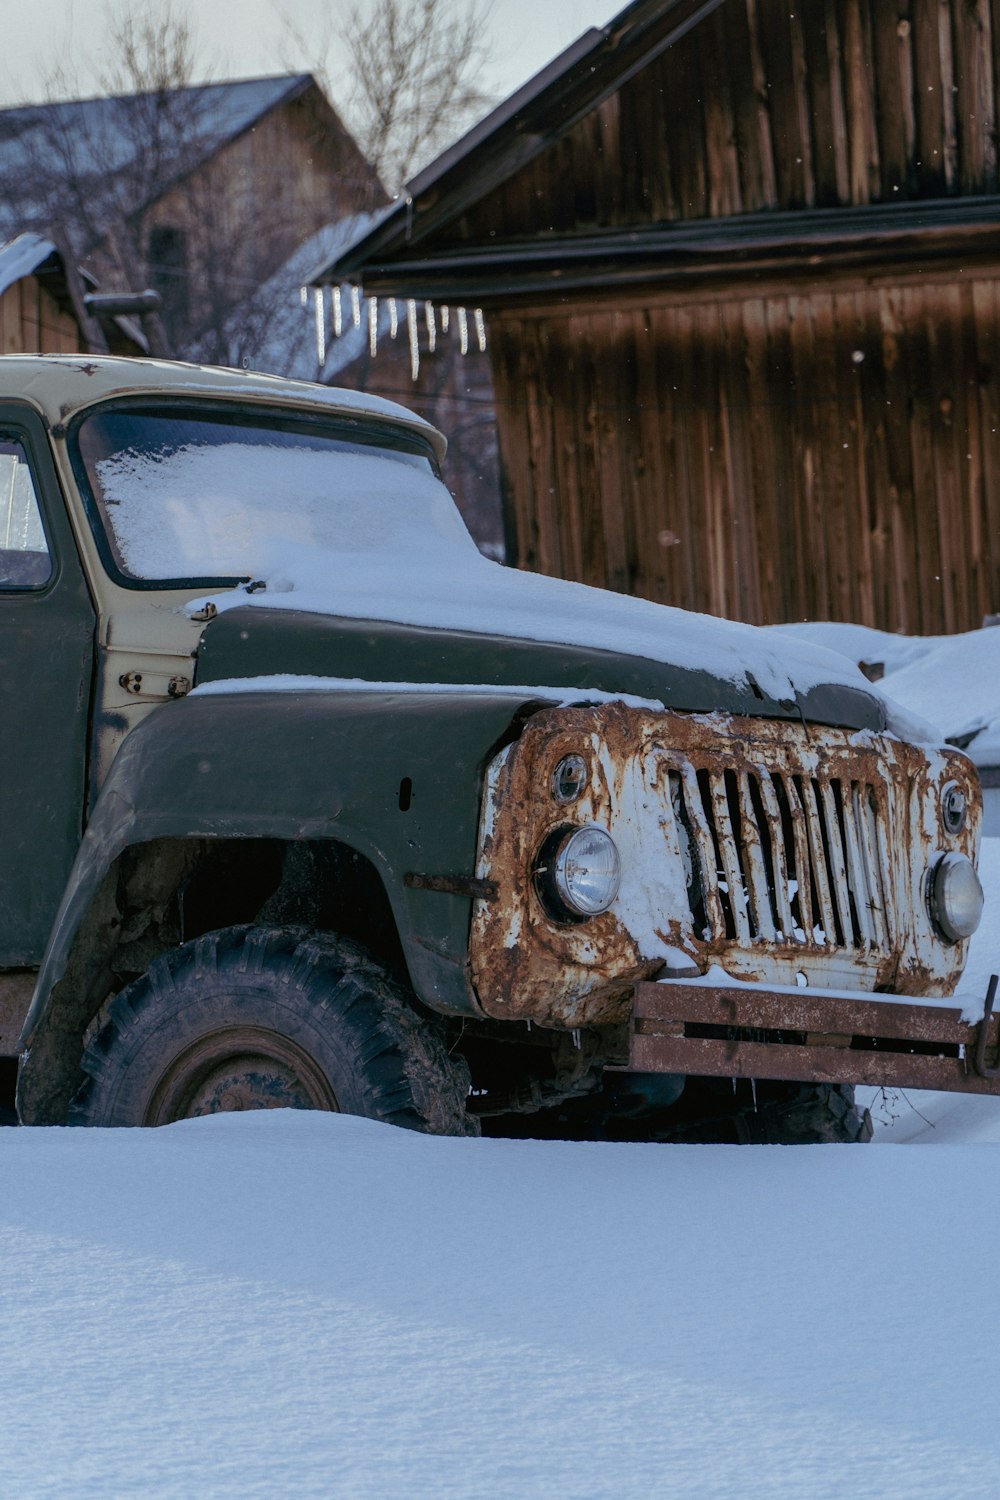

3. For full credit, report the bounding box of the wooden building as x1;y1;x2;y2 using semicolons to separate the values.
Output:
0;236;85;355
321;0;1000;635
0;233;144;356
0;76;379;360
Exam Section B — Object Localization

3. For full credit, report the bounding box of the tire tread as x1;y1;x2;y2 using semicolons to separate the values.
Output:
69;924;477;1135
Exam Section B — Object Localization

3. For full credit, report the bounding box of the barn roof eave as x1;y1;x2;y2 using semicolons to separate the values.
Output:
334;194;1000;303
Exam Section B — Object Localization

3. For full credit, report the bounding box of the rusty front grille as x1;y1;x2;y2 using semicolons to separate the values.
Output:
471;704;979;1027
668;761;893;954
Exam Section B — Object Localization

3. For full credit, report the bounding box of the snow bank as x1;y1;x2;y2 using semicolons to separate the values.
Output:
4;1107;1000;1499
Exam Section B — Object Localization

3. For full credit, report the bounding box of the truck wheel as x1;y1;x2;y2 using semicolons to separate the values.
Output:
68;926;478;1134
741;1081;874;1145
651;1078;873;1145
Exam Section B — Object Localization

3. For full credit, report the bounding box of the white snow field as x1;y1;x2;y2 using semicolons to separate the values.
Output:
1;885;997;1499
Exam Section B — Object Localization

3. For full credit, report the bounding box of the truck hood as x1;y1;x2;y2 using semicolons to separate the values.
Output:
192;551;901;733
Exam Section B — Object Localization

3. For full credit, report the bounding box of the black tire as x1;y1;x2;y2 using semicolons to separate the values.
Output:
68;925;478;1134
645;1078;874;1145
741;1081;874;1145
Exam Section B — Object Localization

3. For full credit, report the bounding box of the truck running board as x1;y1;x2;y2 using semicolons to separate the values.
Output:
628;976;1000;1095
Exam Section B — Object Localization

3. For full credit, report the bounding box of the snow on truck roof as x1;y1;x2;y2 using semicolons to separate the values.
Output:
0;354;446;459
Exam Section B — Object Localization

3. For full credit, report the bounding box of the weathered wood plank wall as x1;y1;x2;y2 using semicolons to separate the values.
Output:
0;277;81;355
492;265;1000;632
462;0;1000;632
453;0;1000;245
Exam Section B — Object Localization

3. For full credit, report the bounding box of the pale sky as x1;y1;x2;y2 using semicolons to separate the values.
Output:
0;0;617;110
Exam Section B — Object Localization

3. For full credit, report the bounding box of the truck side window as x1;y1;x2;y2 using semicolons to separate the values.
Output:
0;437;52;588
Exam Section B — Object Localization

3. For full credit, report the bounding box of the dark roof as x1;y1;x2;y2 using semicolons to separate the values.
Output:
0;74;318;214
314;0;726;286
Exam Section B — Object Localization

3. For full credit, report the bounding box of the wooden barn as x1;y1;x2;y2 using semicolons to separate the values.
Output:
321;0;1000;635
0;233;144;356
0;234;96;355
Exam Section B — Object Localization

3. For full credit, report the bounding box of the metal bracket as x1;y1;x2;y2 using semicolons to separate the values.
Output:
404;872;499;901
973;974;1000;1078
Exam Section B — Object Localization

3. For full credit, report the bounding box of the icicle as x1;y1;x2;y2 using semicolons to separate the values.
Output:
368;295;378;357
332;286;343;337
406;298;419;380
474;308;487;352
425;300;437;353
350;285;362;328
313;287;326;368
299;285;308;307
441;304;450;333
458;306;469;355
389;297;398;338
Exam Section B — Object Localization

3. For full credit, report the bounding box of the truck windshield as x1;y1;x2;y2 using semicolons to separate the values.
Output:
73;405;464;586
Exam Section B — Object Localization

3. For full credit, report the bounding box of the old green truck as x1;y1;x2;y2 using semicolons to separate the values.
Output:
0;355;991;1141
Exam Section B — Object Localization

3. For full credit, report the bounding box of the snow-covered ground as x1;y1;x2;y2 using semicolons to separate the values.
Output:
1;855;998;1499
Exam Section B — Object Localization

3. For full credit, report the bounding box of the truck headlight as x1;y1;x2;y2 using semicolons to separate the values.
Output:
928;853;984;942
536;824;621;919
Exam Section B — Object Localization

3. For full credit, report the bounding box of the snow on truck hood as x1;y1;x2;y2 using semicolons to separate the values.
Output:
193;557;928;738
171;459;915;736
770;619;1000;764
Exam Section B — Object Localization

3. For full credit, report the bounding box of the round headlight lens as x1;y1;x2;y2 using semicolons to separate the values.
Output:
929;852;984;942
941;780;968;836
551;825;621;917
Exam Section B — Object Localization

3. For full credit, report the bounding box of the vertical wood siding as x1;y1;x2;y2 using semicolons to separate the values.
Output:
450;0;1000;245
492;271;1000;633
0;278;81;355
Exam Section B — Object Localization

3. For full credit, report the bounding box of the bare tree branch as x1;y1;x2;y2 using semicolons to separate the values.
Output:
280;0;496;196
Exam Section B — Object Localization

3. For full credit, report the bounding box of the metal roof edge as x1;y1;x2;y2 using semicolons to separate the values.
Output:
313;27;607;284
341;194;1000;302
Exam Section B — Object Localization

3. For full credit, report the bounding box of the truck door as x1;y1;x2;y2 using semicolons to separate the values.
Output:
0;405;96;966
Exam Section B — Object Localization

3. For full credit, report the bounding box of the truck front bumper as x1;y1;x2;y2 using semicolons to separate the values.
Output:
627;975;1000;1096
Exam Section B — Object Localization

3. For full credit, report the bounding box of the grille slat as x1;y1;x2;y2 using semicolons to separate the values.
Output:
679;763;728;939
819;780;851;946
738;773;777;941
840;782;874;946
758;773;795;938
707;770;752;944
785;776;817;942
858;784;891;948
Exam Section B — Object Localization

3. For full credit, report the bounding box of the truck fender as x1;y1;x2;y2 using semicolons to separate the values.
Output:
17;686;534;1123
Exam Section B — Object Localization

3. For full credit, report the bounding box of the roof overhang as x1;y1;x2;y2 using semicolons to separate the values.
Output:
331;197;1000;306
313;0;728;287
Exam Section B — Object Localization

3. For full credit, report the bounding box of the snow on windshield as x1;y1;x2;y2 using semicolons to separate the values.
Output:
93;442;477;582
